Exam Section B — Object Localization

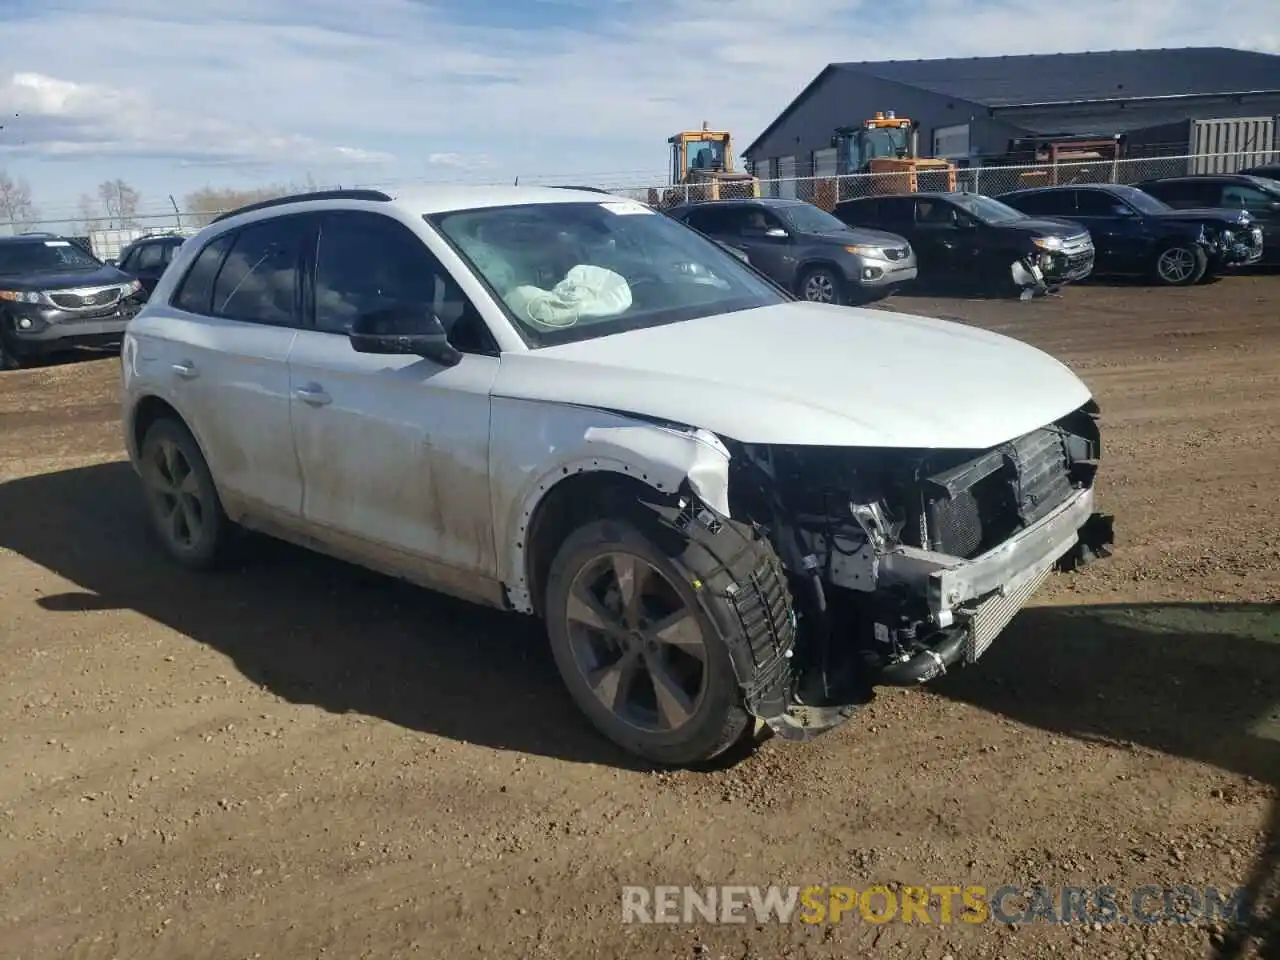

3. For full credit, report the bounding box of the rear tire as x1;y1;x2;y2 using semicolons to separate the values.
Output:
1153;244;1207;286
138;417;232;571
543;506;791;767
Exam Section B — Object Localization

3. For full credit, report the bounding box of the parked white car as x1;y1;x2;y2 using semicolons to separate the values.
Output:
120;186;1114;767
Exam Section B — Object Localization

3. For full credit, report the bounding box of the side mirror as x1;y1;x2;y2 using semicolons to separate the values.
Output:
348;305;462;367
764;227;789;238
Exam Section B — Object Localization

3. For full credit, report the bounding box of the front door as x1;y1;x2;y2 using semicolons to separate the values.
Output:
1069;189;1148;274
287;210;501;580
910;197;964;279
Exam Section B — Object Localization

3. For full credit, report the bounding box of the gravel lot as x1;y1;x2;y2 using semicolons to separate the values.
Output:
1;275;1278;959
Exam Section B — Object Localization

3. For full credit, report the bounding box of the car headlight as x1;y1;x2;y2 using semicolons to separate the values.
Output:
0;290;42;304
844;244;888;259
1031;236;1064;251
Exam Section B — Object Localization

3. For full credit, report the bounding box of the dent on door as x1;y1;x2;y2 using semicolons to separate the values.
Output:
286;333;501;582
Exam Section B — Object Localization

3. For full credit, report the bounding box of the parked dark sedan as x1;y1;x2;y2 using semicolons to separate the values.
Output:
832;191;1094;298
1240;164;1280;183
1134;174;1280;266
998;183;1262;284
112;233;188;296
666;197;917;305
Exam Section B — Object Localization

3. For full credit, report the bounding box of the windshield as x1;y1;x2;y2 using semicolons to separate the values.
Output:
427;200;786;348
1244;175;1280;198
850;128;909;167
777;203;849;234
0;238;102;276
948;194;1026;225
1112;185;1170;214
685;140;726;174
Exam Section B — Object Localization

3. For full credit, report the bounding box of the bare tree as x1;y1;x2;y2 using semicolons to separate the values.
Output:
182;184;290;227
75;194;101;234
181;176;334;226
98;178;141;228
0;170;39;233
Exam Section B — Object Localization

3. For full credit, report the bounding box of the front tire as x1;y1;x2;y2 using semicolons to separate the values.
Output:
1153;244;1208;286
797;265;846;305
0;322;25;371
544;511;786;767
138;417;231;570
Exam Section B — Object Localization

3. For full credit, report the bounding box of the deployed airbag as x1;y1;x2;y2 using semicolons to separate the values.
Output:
506;265;632;329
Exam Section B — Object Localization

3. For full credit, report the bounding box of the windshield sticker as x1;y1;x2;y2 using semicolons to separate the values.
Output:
599;201;653;216
44;240;71;246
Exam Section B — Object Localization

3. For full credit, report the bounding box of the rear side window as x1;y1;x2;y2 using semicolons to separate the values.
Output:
173;234;234;314
833;199;877;224
212;215;312;326
1005;192;1069;216
1073;190;1124;216
136;243;165;270
1142;180;1216;207
686;206;745;235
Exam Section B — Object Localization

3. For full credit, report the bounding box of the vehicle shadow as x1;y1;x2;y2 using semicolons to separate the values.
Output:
934;601;1280;958
0;460;666;772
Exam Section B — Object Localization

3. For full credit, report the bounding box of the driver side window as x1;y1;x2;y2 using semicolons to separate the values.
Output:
313;211;496;354
736;208;783;235
914;199;954;225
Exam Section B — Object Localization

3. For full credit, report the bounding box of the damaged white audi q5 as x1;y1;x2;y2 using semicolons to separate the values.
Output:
120;185;1115;767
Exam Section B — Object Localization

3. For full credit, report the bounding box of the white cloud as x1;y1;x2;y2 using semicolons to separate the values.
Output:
0;0;1276;210
0;71;392;165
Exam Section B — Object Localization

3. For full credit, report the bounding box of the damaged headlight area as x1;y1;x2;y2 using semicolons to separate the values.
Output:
720;400;1114;741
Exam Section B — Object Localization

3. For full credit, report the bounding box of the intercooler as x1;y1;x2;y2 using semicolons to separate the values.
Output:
913;426;1076;559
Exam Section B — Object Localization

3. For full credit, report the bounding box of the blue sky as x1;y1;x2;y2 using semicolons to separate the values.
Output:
1;0;1277;222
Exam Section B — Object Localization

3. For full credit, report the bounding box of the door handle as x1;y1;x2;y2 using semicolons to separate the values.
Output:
294;383;332;406
171;360;197;379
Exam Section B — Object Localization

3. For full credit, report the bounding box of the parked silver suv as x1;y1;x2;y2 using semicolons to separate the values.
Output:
121;186;1113;767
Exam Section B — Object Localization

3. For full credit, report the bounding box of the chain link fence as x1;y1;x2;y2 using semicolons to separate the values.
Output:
596;150;1280;210
4;150;1278;253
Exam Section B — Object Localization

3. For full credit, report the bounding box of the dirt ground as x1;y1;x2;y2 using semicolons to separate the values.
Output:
1;274;1278;960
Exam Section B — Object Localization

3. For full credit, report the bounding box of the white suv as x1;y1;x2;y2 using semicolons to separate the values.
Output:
120;186;1114;767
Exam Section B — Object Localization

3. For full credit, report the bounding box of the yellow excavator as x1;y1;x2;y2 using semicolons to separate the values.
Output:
815;111;958;208
648;122;760;208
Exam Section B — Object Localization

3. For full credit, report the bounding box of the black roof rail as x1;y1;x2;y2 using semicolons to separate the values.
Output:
210;188;393;224
550;185;615;194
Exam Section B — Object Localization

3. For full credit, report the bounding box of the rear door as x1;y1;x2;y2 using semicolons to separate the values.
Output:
159;215;313;518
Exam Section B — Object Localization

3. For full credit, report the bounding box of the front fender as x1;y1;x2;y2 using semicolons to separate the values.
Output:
488;397;731;613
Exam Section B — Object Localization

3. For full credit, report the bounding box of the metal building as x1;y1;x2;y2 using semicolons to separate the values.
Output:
742;47;1280;183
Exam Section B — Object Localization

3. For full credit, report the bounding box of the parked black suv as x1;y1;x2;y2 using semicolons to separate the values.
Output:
666;197;917;305
1134;175;1279;266
0;234;145;369
997;183;1262;284
832;191;1094;298
1240;164;1280;183
113;233;189;295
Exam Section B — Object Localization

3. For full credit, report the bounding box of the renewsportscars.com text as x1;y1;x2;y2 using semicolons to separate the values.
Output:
620;884;1252;926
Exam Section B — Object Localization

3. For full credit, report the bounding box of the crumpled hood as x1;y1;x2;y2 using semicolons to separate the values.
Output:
493;301;1094;449
0;265;131;291
1146;207;1252;226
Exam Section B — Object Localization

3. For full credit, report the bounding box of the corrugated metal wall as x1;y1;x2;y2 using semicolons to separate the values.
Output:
1189;116;1278;173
